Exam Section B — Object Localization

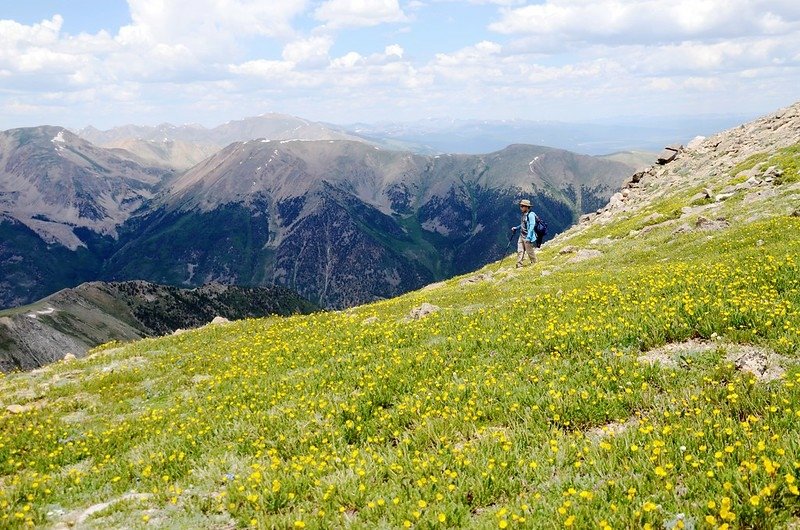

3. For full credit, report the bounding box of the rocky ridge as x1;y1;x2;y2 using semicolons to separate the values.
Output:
568;101;800;238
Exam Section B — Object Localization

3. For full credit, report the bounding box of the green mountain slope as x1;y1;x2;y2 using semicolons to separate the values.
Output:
0;281;318;372
0;103;798;528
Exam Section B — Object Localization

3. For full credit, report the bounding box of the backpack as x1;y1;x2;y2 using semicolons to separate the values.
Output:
533;215;547;248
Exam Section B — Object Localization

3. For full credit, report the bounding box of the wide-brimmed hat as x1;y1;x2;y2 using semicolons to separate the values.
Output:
519;199;531;207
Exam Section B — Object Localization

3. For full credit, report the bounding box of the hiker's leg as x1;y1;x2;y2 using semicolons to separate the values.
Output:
516;236;525;267
523;240;537;263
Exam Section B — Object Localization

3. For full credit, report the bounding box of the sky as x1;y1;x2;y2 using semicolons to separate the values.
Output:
1;0;799;130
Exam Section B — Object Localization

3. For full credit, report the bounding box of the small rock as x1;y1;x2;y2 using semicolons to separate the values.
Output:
6;401;45;414
608;192;625;206
715;192;734;202
686;135;706;149
210;316;230;325
559;245;578;254
362;316;378;325
621;189;630;198
745;176;761;187
702;187;713;198
540;269;552;277
62;353;76;363
756;239;765;246
408;303;440;320
695;216;730;231
791;209;800;217
172;328;188;336
459;273;493;286
726;349;785;382
629;170;646;183
763;165;783;178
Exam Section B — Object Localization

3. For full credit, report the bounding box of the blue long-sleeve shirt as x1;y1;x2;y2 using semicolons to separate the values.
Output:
514;210;537;242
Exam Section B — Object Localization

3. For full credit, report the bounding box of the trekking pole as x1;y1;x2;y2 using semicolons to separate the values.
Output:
495;230;516;272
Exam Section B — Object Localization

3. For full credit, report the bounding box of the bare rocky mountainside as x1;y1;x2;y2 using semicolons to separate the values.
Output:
0;127;174;307
570;101;800;232
1;126;635;310
0;281;317;372
77;114;365;170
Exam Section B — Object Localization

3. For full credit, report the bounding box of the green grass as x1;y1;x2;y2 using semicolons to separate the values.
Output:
772;144;800;185
729;152;770;178
0;170;799;528
727;143;800;185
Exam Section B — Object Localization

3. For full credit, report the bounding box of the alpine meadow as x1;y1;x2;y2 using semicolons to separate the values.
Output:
1;101;799;530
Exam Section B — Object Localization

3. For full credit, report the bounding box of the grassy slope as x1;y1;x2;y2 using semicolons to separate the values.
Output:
0;144;798;529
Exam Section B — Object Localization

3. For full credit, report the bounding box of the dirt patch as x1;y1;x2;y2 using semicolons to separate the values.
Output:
637;339;714;368
637;340;789;382
64;492;153;526
60;410;90;424
585;418;639;443
101;356;149;373
567;249;603;263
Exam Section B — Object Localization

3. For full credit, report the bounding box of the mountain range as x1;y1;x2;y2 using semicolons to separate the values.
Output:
76;114;366;170
1;123;636;309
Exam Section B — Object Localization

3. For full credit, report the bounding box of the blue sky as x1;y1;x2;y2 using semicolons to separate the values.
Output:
1;1;799;130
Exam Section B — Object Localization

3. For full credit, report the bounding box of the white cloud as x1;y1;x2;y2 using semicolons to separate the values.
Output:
0;14;62;46
126;0;307;44
454;0;526;4
282;36;334;66
489;0;800;44
331;51;365;69
315;0;408;29
385;44;404;58
428;41;503;81
229;60;296;78
1;0;798;128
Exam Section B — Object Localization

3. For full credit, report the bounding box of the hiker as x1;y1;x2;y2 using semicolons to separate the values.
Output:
511;199;537;267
